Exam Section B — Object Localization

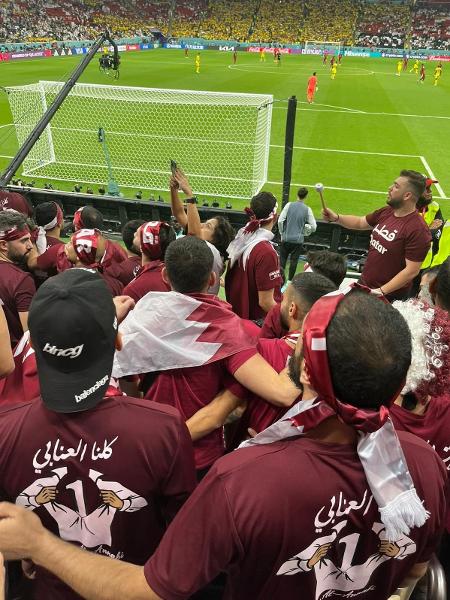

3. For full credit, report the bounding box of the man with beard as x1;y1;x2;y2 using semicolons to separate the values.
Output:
0;211;35;346
322;170;431;301
0;289;446;600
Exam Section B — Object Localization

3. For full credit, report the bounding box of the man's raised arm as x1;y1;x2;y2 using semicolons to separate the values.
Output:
322;207;371;231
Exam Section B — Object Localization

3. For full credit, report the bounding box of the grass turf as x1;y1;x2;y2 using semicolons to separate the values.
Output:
0;48;448;217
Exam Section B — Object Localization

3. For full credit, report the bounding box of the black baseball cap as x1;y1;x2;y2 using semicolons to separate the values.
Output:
29;269;117;413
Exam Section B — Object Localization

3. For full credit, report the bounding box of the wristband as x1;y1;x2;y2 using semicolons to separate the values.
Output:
185;197;198;204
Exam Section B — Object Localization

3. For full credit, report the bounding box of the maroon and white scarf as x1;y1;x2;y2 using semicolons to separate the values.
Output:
227;204;278;269
241;284;429;541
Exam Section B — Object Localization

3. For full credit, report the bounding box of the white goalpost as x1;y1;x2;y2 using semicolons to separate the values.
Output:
5;81;273;199
304;41;342;54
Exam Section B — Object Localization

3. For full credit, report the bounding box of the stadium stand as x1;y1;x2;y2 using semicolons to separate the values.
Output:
410;1;450;50
355;0;411;48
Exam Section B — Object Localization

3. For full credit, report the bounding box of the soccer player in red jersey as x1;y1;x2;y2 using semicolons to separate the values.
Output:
419;63;426;83
307;71;318;104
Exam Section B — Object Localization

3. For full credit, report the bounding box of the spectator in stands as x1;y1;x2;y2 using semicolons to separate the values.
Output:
305;249;347;287
113;236;299;476
190;272;337;448
391;298;450;589
0;189;33;217
123;221;175;303
0;268;196;598
323;170;431;301
0;211;35;346
73;206;127;265
63;228;123;296
170;170;235;296
0;306;13;378
278;187;317;283
226;191;282;320
259;249;347;340
33;201;64;254
116;219;145;286
0;289;446;600
430;256;450;312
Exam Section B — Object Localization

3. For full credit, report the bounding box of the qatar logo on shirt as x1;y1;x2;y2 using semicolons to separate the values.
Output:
269;269;281;281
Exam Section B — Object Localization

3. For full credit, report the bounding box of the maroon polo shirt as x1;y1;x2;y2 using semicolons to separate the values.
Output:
0;261;36;346
116;255;142;286
123;261;169;303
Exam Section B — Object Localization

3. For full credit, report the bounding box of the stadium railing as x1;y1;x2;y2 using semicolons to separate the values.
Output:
11;186;371;256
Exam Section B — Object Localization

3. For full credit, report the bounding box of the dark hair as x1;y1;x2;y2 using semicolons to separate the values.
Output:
122;219;145;254
0;210;28;232
312;71;316;75
250;191;277;219
327;291;411;409
307;250;347;287
435;257;450;311
297;187;308;200
400;170;426;201
159;224;177;260
80;206;104;229
34;201;60;227
165;236;213;293
210;216;235;258
290;272;336;312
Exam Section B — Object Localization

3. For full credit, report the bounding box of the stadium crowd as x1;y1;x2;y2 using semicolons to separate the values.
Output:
355;1;410;48
0;166;449;599
410;1;450;50
1;0;450;49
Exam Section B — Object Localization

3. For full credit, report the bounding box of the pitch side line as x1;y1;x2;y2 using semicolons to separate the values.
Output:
270;145;420;158
273;105;450;120
419;156;447;199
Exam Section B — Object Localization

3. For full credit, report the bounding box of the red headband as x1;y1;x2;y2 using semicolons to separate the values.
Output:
72;228;100;267
73;207;85;231
244;203;278;234
140;221;169;260
301;284;394;433
0;225;30;241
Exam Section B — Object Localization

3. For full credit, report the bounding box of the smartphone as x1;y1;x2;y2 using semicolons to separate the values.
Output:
170;159;178;174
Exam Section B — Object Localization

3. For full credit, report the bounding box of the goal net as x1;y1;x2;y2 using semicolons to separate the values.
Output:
304;41;342;54
5;81;273;199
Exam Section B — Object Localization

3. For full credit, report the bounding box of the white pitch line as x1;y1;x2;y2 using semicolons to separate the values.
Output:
419;156;446;199
267;180;386;195
297;101;364;113
273;105;450;120
0;124;13;130
269;145;420;158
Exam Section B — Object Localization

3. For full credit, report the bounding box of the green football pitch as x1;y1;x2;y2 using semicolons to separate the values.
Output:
0;48;449;217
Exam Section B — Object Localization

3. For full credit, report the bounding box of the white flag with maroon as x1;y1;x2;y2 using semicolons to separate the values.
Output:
112;291;254;378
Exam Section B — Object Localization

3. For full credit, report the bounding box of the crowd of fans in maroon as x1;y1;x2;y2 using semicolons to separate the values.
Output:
0;166;448;600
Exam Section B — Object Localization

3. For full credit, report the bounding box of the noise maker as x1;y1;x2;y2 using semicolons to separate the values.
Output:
315;183;326;210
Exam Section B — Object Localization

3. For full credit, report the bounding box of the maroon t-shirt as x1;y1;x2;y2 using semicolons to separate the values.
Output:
116;255;142;286
123;261;169;303
0;190;33;217
0;395;196;600
228;337;297;446
37;244;70;274
0;261;36;346
225;241;282;320
0;332;39;406
145;432;446;600
259;302;287;339
145;349;256;470
362;207;431;299
390;396;450;531
106;240;127;264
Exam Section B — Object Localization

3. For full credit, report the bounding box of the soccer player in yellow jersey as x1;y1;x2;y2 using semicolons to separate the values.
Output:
396;60;402;76
331;63;337;80
434;64;442;86
259;47;266;62
410;59;419;74
195;52;200;74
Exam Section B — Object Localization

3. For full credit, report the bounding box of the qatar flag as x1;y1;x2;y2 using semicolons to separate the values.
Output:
113;291;256;378
0;332;40;406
